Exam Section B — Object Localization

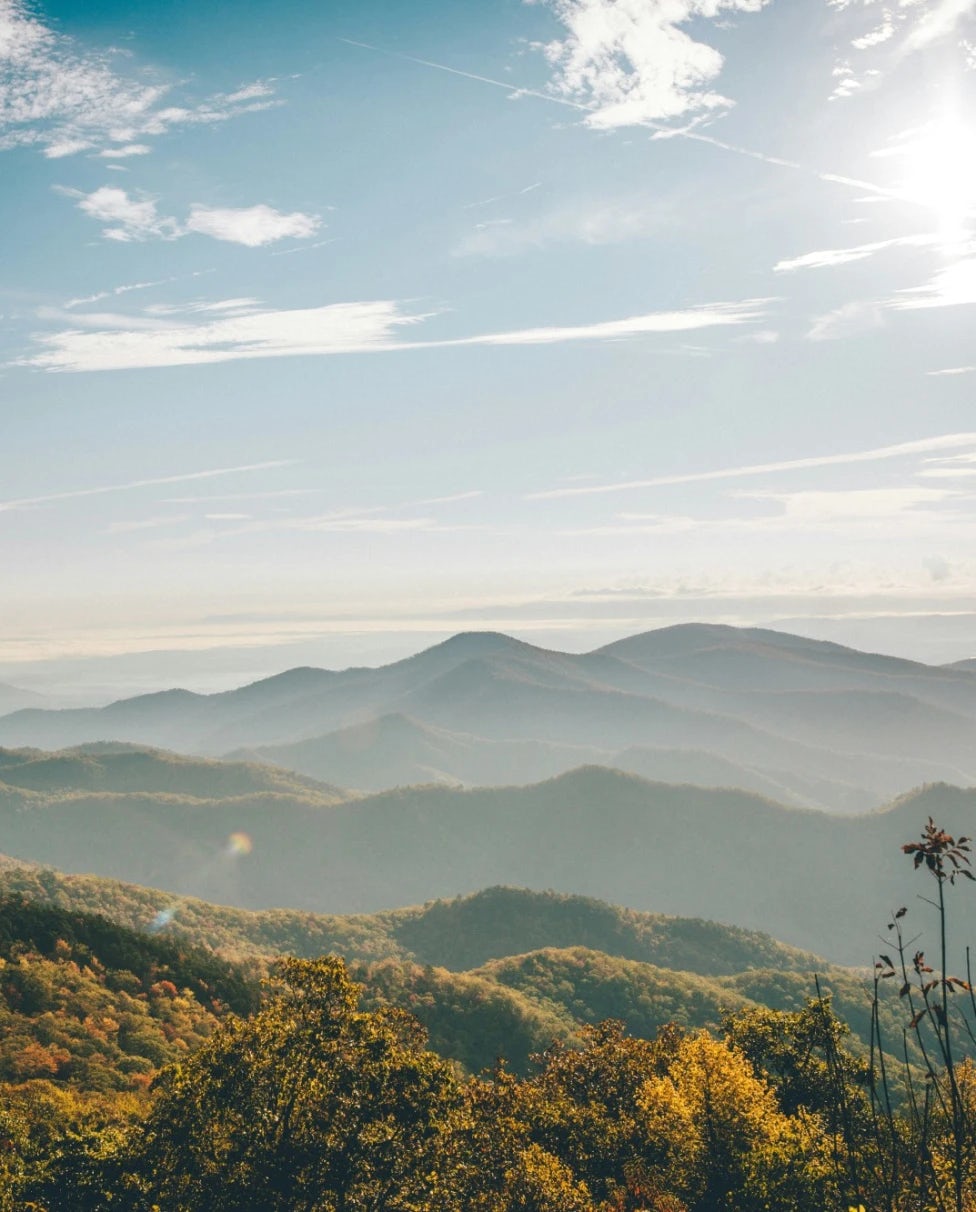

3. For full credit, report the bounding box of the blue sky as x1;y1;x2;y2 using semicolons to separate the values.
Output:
1;0;975;694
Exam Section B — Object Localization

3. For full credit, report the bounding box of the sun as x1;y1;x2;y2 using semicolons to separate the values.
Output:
895;111;976;244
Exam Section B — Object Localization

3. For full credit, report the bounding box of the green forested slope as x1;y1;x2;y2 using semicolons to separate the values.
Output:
3;762;973;961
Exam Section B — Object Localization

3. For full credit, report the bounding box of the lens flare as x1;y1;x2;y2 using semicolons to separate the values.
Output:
150;906;177;932
226;831;254;857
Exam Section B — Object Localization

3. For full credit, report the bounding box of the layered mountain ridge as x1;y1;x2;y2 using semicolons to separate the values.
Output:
2;624;974;813
1;747;973;963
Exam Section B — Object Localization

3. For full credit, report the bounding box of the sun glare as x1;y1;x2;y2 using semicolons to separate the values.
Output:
896;113;976;244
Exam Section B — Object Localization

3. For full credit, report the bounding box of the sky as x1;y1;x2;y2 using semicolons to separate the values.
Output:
1;0;975;697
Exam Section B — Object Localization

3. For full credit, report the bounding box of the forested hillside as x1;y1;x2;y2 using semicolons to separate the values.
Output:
3;752;974;961
3;816;976;1209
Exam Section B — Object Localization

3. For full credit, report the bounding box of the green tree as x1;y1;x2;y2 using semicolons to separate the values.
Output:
122;956;471;1211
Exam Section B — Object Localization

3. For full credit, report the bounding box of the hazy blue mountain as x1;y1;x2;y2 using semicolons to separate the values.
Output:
0;681;47;714
237;720;876;811
228;713;607;791
2;625;975;812
598;624;976;716
609;744;878;812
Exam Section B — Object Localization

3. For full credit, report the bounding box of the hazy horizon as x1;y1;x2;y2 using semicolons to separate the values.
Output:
2;613;974;704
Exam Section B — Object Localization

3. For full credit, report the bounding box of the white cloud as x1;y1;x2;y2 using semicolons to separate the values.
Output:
15;297;768;372
442;301;767;348
928;365;976;376
57;185;179;242
890;256;976;308
18;300;426;372
806;299;884;341
96;144;150;158
61;187;320;247
925;450;976;467
0;0;277;157
737;486;959;523
774;232;937;272
532;0;769;129
852;17;896;49
185;204;320;247
526;431;976;499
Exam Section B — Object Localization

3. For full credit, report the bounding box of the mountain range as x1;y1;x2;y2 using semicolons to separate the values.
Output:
1;746;973;963
2;624;975;813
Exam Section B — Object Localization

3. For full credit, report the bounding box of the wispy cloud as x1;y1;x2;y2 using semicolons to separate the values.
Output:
95;144;150;159
805;245;976;340
735;486;961;524
533;0;770;130
16;300;427;372
561;514;699;536
928;365;976;376
411;490;484;506
106;514;191;534
15;296;768;372
153;501;486;551
562;487;971;539
806;299;884;342
526;432;976;499
163;489;322;504
774;232;937;273
60;186;321;247
900;0;976;57
269;238;338;257
64;272;213;310
462;182;542;209
0;0;278;158
889;255;976;309
829;0;976;98
455;195;671;257
434;300;768;348
0;461;295;514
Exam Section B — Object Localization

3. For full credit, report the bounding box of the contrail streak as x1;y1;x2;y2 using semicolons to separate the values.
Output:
526;433;976;499
339;37;904;202
0;461;297;513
